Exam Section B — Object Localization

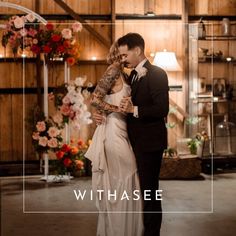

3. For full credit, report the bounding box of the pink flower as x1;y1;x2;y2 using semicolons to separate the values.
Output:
36;121;46;132
52;112;63;124
47;138;58;148
47;127;60;138
13;16;25;29
32;132;40;140
39;136;48;147
61;28;72;39
32;38;38;44
62;96;71;104
60;104;71;116
69;110;75;119
72;22;83;32
28;28;38;37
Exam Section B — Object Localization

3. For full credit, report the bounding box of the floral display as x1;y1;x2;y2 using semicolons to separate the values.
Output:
54;139;90;175
52;77;93;129
32;117;63;154
1;14;82;65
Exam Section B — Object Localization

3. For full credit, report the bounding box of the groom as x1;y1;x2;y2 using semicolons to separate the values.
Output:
118;33;169;236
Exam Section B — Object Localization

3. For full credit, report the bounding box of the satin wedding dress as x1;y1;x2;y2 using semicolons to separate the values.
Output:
85;79;143;236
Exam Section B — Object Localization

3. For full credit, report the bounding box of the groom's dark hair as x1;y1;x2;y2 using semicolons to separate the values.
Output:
117;33;145;51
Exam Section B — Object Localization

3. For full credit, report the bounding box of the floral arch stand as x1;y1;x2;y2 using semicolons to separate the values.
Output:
0;2;71;182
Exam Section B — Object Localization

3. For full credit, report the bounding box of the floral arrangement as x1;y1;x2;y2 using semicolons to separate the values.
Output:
32;116;63;153
54;139;90;175
1;14;38;56
1;14;82;65
51;77;93;129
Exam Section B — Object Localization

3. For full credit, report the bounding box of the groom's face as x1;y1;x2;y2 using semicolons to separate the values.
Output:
118;45;139;69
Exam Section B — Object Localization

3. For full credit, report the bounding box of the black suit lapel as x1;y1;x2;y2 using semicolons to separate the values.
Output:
131;60;152;99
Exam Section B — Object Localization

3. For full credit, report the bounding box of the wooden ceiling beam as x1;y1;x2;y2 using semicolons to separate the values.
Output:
53;0;110;48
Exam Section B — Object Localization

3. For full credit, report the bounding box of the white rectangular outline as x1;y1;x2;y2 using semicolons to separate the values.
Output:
22;22;214;214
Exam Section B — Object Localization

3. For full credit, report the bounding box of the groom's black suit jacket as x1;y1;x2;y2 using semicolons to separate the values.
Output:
127;60;169;153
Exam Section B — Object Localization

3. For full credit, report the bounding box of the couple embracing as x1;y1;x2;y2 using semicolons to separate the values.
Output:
85;33;169;236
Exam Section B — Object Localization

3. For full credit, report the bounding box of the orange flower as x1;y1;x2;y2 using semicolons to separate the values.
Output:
56;151;64;160
71;146;79;155
75;160;84;170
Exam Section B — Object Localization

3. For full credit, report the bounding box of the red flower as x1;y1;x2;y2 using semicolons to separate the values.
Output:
46;23;54;31
43;45;52;53
56;151;65;160
31;45;41;54
51;34;61;42
63;40;70;48
61;144;71;152
77;139;84;146
57;45;65;53
66;57;76;66
63;158;72;167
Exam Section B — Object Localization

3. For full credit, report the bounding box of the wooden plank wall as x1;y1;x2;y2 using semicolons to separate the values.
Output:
0;0;236;161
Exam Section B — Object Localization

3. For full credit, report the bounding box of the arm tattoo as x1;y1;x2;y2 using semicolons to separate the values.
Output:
91;64;121;114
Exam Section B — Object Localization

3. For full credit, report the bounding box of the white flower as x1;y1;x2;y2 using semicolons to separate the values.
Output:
74;76;87;86
72;104;81;112
72;22;83;32
25;13;35;22
82;89;90;98
13;16;25;29
136;67;147;79
67;85;75;93
62;95;71;104
87;82;93;88
20;28;27;37
61;28;72;39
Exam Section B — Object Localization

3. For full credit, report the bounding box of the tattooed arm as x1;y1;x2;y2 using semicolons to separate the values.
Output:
91;63;121;114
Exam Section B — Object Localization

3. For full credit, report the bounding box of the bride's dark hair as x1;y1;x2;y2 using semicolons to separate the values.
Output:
106;41;121;64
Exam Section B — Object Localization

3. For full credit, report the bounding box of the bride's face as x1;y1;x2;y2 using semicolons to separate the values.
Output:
118;45;139;69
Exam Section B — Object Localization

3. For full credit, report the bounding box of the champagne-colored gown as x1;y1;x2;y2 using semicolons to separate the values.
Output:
85;64;143;236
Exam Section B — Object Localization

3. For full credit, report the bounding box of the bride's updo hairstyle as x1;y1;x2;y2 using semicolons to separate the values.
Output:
106;41;121;65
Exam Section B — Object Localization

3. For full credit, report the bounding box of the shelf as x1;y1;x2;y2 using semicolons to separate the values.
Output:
198;58;236;63
189;15;236;21
198;35;236;41
193;98;236;103
0;58;108;65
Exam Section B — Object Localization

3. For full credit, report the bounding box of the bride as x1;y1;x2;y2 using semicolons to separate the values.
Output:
85;41;143;236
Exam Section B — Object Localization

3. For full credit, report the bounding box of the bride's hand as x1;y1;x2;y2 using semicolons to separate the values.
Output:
93;111;106;125
119;97;134;113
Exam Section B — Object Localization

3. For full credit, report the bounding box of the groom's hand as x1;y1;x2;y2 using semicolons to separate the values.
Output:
119;97;134;113
93;110;106;125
